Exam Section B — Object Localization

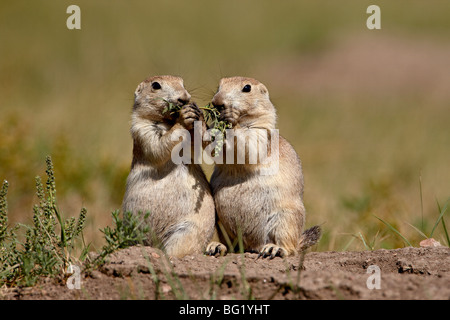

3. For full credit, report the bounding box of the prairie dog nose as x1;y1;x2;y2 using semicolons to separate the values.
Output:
211;94;225;111
177;92;191;106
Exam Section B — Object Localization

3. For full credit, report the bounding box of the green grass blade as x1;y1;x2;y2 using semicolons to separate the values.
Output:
374;215;412;247
406;222;428;239
218;220;234;253
342;236;355;251
358;232;370;250
435;199;450;246
442;218;450;247
431;199;449;237
419;173;424;230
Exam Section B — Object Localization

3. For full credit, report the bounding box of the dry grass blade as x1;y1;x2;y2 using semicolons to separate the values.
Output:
374;215;412;247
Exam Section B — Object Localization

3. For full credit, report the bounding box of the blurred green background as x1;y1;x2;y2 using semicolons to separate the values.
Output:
1;0;449;251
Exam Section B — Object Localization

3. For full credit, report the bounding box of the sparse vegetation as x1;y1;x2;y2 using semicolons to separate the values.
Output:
373;197;450;248
0;1;449;252
94;210;150;266
0;156;88;287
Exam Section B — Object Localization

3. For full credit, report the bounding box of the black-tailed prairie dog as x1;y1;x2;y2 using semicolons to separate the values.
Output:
122;75;215;257
207;76;321;258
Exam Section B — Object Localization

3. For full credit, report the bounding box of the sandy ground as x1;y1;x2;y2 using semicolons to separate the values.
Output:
2;246;448;300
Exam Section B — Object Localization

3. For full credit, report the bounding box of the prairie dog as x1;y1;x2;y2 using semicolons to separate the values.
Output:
122;75;215;257
207;77;321;258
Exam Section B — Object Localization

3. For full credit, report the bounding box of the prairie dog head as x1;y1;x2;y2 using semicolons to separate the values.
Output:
133;75;191;121
211;77;277;129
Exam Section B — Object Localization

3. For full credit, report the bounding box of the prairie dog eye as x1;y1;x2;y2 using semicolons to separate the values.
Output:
242;84;251;93
152;82;162;90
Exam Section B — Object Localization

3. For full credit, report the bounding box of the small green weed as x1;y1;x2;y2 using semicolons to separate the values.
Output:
0;156;88;287
91;210;150;267
374;197;449;248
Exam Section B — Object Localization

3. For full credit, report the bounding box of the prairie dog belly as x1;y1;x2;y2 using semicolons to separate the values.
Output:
213;173;281;250
123;163;207;228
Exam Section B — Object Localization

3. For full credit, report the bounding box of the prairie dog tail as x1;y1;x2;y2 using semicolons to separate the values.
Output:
299;225;322;252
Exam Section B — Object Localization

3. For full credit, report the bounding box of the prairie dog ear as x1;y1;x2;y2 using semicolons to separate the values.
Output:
259;84;269;97
134;82;145;100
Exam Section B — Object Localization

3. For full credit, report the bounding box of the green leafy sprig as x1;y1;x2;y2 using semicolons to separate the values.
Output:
162;100;232;156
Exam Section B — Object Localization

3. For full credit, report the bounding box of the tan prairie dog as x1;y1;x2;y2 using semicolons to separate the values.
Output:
122;75;215;257
207;77;321;258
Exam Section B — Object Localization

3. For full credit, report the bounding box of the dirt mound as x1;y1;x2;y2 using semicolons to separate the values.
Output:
2;246;448;300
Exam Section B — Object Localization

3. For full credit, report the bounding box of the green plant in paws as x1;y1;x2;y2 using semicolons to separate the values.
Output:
162;100;183;116
162;100;232;156
201;103;233;157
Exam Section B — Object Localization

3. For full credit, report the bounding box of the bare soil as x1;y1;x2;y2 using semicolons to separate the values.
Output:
2;246;449;300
